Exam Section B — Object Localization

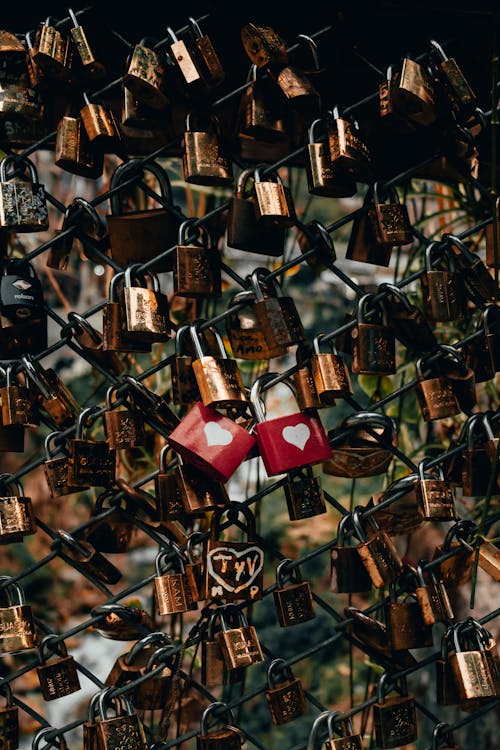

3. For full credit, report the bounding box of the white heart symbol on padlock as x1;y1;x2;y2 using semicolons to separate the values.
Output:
204;421;233;447
282;423;311;451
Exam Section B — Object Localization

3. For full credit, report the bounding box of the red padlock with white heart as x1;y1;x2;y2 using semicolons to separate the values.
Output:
167;401;256;483
250;373;332;477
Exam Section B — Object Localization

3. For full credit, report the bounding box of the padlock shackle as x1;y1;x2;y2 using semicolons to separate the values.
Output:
189;321;227;360
76;405;101;440
429;39;448;61
186;531;205;563
124;631;171;666
178;218;210;247
296;33;320;70
0;156;39;185
188;16;203;38
267;657;293;687
97;686;134;720
351;507;369;543
425;241;447;272
22;354;52;400
0;473;23;497
67;312;101;346
109;158;174;215
326;711;355;740
236;168;255;198
67;8;80;28
253;165;283;185
372;181;398;206
357;292;381;325
378;282;413;312
336;513;355;546
343;411;396;439
275;558;301;588
39;633;67;662
306;710;333;750
72;197;107;237
200;701;235;734
443;518;476;552
155;543;185;576
210;502;258;543
312;332;339;356
0;576;25;607
32;727;67;750
436;345;468;377
124;263;159;292
250;372;297;423
465;412;489;450
418;457;444;482
145;643;177;672
432;721;454;749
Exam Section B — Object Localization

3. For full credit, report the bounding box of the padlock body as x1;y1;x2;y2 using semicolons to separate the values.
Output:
284;467;327;520
206;538;264;602
55;116;103;178
227;196;285;255
420;270;464;321
216;624;263;669
176;464;229;515
36;655;81;700
123;44;168;110
254;181;297;226
197;728;243;750
352;323;396;375
0;604;37;654
0;179;48;232
182;130;233;187
254;412;332;477
386;601;434;650
292;367;322;411
102;302;152;353
450;651;496;701
171;355;200;404
104;408;144;451
311;353;352;400
373;695;417;749
416;376;460;421
123;287;170;342
356;532;402;588
265;678;307;725
44;457;81;498
254;297;305;349
0;496;36;542
96;714;147;750
154;572;198;615
330;546;372;593
173;245;221;298
201;639;245;686
416;478;456;520
67;440;116;488
192;356;246;409
273;581;315;627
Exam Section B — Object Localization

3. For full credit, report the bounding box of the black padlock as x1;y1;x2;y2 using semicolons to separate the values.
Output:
0;259;44;324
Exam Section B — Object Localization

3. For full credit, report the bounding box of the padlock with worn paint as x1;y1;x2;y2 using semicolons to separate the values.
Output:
445;233;497;305
226;290;287;361
187;17;225;89
420;242;465;322
415;356;460;422
55;112;103;179
241;23;288;69
67;8;105;80
265;659;307;725
391;55;436;126
155;445;188;523
328;106;372;182
324;412;397;479
292;343;323;411
43;433;80;499
415;459;456;521
0;157;49;232
430;40;476;119
95;691;148;750
189;322;246;409
284;465;327;521
352;507;403;589
182;112;233;186
273;559;315;627
0;475;36;544
215;605;263;670
201;609;245;686
32;17;73;80
450;620;497;703
173;220;221;298
123;38;169;110
373;674;418;749
122;265;171;343
80;92;122;153
331;514;372;594
252;166;297;226
154;547;199;616
271;35;321;116
351;293;396;375
325;712;364;750
67;407;116;489
0;577;37;654
36;634;81;701
251;268;305;350
367;182;413;248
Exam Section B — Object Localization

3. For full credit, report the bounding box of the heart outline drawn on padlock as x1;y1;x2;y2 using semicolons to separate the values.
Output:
203;421;234;447
282;423;311;450
207;545;264;595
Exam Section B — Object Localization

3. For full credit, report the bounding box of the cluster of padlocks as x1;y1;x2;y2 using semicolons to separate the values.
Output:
0;7;498;750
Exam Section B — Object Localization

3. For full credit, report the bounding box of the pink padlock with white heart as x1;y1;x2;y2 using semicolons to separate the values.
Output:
167;401;256;482
250;373;332;477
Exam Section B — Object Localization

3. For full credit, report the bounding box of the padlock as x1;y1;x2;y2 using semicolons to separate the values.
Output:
132;644;178;710
265;659;307;725
328;106;372;182
449;620;497;702
436;625;463;706
384;581;434;651
95;691;148;750
461;413;499;497
346;191;392;266
445;232;497;305
91;603;153;641
415;561;454;626
175;454;229;516
311;333;352;403
189;322;246;409
67;406;116;489
124;375;180;434
325;711;364;750
32;17;72;80
432;722;461;750
215;605;263;670
104;632;171;690
32;728;68;750
184;532;206;601
0;258;45;329
54;112;103;179
25;28;48;89
378;282;437;353
68;8;105;80
236;64;287;144
351;293;396;375
0;157;49;232
197;702;246;750
0;685;18;750
415;356;461;422
430;39;476;119
391;55;436;126
84;491;134;554
369;473;424;536
330;513;372;594
49;197;109;269
373;674;418;749
0;475;36;544
80;93;122;153
171;325;201;404
367;182;413;248
344;606;416;672
122;265;171;343
273;558;315;627
36;634;81;701
200;609;245;686
352;507;403;589
0;576;37;654
102;274;152;353
0;365;36;428
173;220;221;298
21;356;76;427
306;116;357;197
43;432;80;498
432;520;476;587
251;268;305;349
251;373;332;477
420;242;466;322
241;23;288;68
486;197;500;268
464;304;500;382
122;38;168;110
106;158;182;271
153;547;199;615
252;166;297;226
272;35;321;116
473;618;500;693
103;384;144;451
55;530;122;586
324;412;398;479
84;690;109;750
187;17;225;89
226;291;287;360
415;459;456;521
154;445;188;523
284;465;327;521
205;504;264;602
227;168;285;255
167;26;209;95
182;112;233;186
292;343;323;411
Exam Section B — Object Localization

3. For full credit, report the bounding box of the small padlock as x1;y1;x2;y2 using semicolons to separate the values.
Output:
392;55;436;126
251;373;332;477
67;406;116;489
23;355;79;429
190;321;246;409
80;92;122;153
437;345;477;414
328;106;372;182
54;112;103;179
311;333;352;403
36;634;81;701
122;38;168;110
324;411;398;479
226;291;287;361
184;532;206;601
103;384;145;451
430;39;476;119
351;293;396;375
367;182;413;248
284;465;327;521
450;620;497;703
461;413;499;497
197;702;246;750
102;274;152;354
252;166;297;226
43;432;80;499
0;365;36;428
352;507;403;589
167;25;209;95
415;356;461;422
67;7;105;79
325;711;364;750
273;559;315;627
154;547;199;615
420;242;465;322
0;258;45;333
32;17;72;80
265;659;307;725
95;691;148;750
415;459;456;521
0;576;37;654
154;445;187;523
0;157;49;232
200;609;245;686
251;268;305;350
330;513;372;594
415;561;454;626
292;342;323;411
379;282;437;353
187;17;225;89
432;722;461;750
227;168;285;255
373;674;418;749
173;220;221;298
171;325;201;405
0;685;18;750
215;605;263;670
182;112;233;186
271;35;321;116
84;491;134;554
0;475;36;544
384;581;434;651
306;116;357;198
175;454;229;516
122;265;171;343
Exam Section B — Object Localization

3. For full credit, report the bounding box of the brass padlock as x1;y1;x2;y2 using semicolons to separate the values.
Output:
328;106;372;182
95;691;148;750
432;520;476;588
215;605;263;670
123;38;169;111
103;384;145;451
477;538;500;582
226;290;287;361
292;342;323;411
122;265;171;343
265;659;307;725
324;412;398;479
392;56;436;126
187;17;225;89
273;559;315;627
102;273;152;354
415;356;460;422
184;532;206;601
241;23;288;69
170;325;201;405
227;168;285;255
91;602;153;641
0;684;18;750
430;39;476;120
55;530;122;586
352;507;403;589
55;113;103;178
197;702;246;750
36;634;81;701
272;35;321;116
445;232;497;305
43;432;80;499
344;606;416;672
68;8;105;80
346;191;393;266
379;282;437;354
32;17;72;81
155;445;187;523
384;581;434;651
461;413;499;497
190;321;247;409
251;267;305;350
201;609;245;686
464;304;500;383
67;406;116;489
132;645;178;710
174;220;222;298
368;182;413;248
415;561;454;626
0;156;49;232
420;242;465;322
105;632;171;691
284;465;327;521
306;116;356;198
153;548;198;615
0;475;36;544
351;293;396;375
236;64;287;145
325;712;364;750
49;198;109;270
252;166;297;226
311;333;352;403
175;455;229;516
80;92;122;153
373;674;418;749
182;112;233;186
0;576;37;654
1;365;36;428
330;514;372;594
84;490;134;554
436;625;463;706
449;620;497;703
415;459;456;521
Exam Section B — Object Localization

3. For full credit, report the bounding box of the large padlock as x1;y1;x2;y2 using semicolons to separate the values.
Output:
226;290;287;361
197;702;246;750
215;605;263;670
379;282;437;353
273;558;315;627
252;166;297;226
251;373;332;477
122;38;169;110
206;504;264;602
32;17;72;80
330;513;372;594
102;274;152;353
0;157;49;232
324;412;397;479
36;634;81;701
265;659;307;725
430;39;476;119
103;384;145;451
311;333;352;403
284;464;327;521
351;293;396;375
182;112;233;186
373;674;418;749
122;265;171;343
67;406;116;489
306;116;356;198
67;8;105;80
415;458;456;521
352;507;403;589
154;548;198;616
227;168;285;255
189;321;246;409
328;106;372;182
420;242;465;322
106;158;182;270
415;356;460;422
384;581;434;651
173;220;221;298
325;711;364;750
0;684;18;750
391;55;436;126
251;267;305;350
54;112;103;179
0;475;36;544
0;576;37;654
95;691;148;750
